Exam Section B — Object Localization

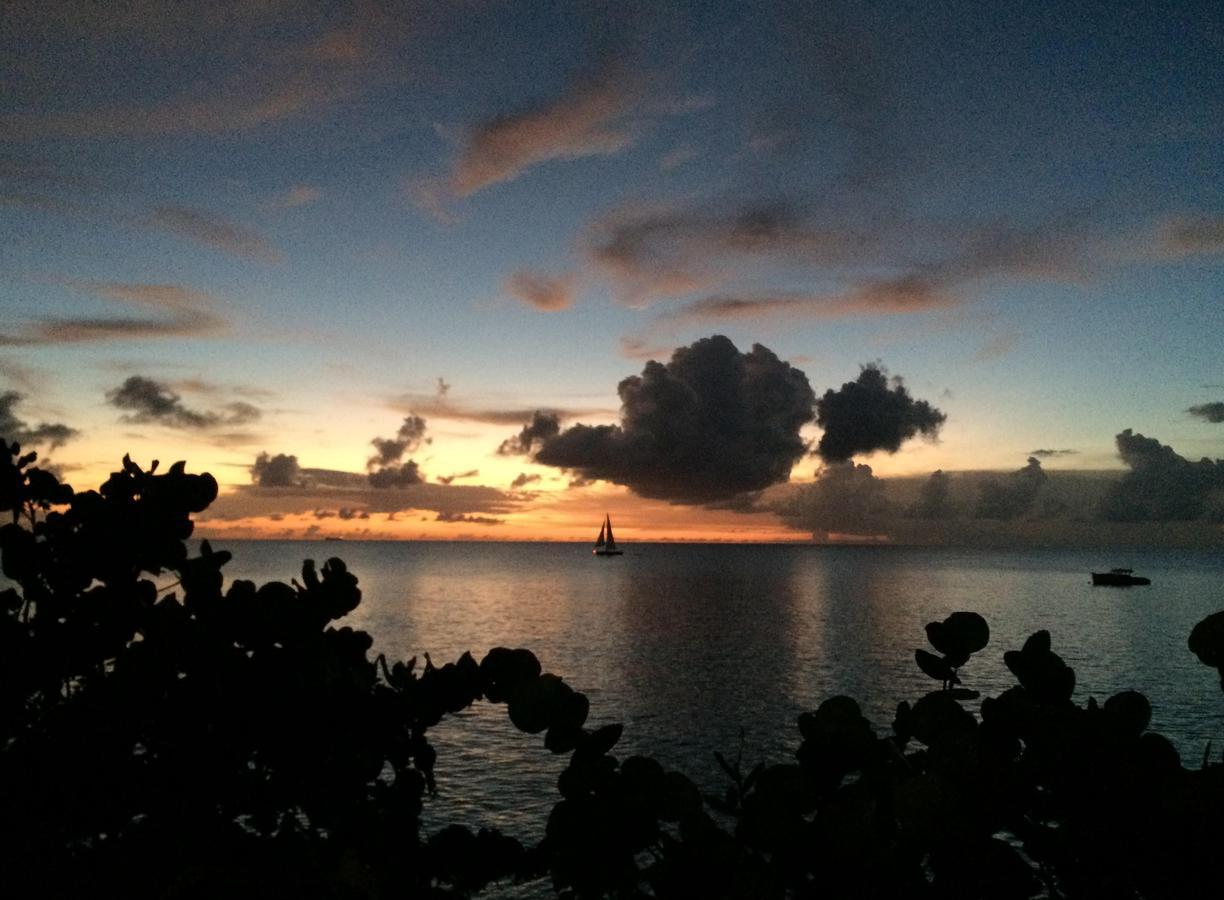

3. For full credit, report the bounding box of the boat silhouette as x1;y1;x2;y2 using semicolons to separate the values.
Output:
593;514;623;556
1092;568;1150;586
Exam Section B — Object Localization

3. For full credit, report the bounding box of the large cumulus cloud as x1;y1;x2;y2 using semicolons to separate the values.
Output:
815;364;945;462
526;335;815;503
1101;430;1224;521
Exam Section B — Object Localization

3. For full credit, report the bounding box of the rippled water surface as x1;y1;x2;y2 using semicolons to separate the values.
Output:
215;540;1224;842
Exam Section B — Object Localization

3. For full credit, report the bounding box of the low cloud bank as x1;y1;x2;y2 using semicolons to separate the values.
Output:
775;433;1224;545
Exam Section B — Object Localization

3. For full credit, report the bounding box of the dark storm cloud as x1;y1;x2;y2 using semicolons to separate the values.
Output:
815;364;946;463
0;282;225;346
510;472;541;489
106;375;261;429
974;457;1047;520
368;415;430;467
1100;430;1224;522
435;512;504;526
145;205;283;263
497;411;562;456
0;391;78;449
436;469;478;485
367;461;423;490
251;452;302;488
532;335;815;503
775;462;891;536
1030;448;1080;458
1187;403;1224;424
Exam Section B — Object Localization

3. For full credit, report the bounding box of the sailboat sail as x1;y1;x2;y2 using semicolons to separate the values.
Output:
593;514;623;555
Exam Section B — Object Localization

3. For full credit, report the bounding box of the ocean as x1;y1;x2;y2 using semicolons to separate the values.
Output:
210;540;1224;844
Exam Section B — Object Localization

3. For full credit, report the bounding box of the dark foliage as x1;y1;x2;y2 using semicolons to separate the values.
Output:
3;440;1224;898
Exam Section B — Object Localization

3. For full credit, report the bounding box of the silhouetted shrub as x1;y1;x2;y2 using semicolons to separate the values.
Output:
3;440;1224;899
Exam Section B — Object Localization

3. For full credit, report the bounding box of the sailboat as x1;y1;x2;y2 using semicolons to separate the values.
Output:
593;513;624;556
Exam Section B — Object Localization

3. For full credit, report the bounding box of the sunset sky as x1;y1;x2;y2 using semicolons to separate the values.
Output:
1;0;1221;542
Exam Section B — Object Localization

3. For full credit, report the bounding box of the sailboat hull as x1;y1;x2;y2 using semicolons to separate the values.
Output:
593;548;624;556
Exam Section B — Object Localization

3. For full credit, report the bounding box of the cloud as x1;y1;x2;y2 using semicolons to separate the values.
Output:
974;457;1047;520
106;375;261;429
1187;403;1224;424
659;144;699;171
775;462;891;537
221;456;522;521
435;512;504;526
655;276;961;327
368;415;430;468
445;65;645;198
390;392;609;428
1100;430;1224;522
0;391;79;449
504;271;577;312
907;469;956;520
274;185;322;208
145;205;282;263
251;452;302;487
1029;448;1080;458
0;6;416;141
586;199;864;305
0;282;226;346
368;461;424;489
814;364;946;462
1157;215;1224;258
510;472;541;489
586;197;1094;321
498;411;562;455
532;335;816;503
436;469;478;485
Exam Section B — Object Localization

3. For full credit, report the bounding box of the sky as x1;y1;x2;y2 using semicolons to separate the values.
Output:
1;0;1222;543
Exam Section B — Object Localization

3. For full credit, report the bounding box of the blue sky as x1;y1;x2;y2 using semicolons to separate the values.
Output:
1;0;1221;540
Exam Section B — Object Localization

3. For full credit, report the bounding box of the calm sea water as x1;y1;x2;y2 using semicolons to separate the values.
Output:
212;540;1224;843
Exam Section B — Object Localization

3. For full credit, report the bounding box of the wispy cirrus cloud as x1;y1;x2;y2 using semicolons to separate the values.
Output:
0;282;227;346
146;205;283;263
653;276;960;329
0;4;417;141
450;68;643;197
415;55;692;212
389;393;612;427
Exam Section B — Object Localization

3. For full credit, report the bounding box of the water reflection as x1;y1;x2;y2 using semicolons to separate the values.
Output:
211;540;1224;839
